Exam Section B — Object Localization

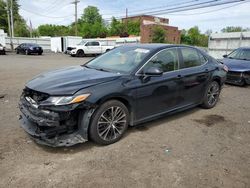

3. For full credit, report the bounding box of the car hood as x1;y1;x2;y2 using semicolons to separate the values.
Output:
221;58;250;72
26;66;120;95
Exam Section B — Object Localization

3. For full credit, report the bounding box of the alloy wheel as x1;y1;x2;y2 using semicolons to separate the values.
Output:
207;82;220;106
97;106;127;141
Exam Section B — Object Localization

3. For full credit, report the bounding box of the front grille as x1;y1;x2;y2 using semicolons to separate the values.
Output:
226;71;242;81
23;87;49;103
67;47;76;51
227;71;242;77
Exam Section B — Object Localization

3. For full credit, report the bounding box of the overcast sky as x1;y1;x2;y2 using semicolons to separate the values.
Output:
18;0;250;33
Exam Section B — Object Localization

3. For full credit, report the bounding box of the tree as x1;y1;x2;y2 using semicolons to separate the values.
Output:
127;20;140;36
38;24;71;37
81;6;102;24
152;26;166;43
181;26;208;47
221;26;250;33
109;17;123;36
77;6;107;38
0;0;29;37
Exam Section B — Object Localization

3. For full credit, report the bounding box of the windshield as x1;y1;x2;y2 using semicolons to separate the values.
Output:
27;43;39;47
78;40;87;45
228;49;250;61
85;46;151;73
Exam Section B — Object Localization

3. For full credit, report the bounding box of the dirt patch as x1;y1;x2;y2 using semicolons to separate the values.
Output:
194;114;226;127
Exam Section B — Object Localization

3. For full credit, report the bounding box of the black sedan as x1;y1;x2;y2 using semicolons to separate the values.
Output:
19;44;227;147
16;43;43;55
221;47;250;86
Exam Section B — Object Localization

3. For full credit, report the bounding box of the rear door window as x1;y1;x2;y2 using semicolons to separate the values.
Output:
180;48;207;69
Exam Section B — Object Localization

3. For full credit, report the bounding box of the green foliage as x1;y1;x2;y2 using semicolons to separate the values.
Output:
0;0;30;37
38;24;71;37
152;26;166;43
221;26;250;33
108;17;140;37
14;19;29;37
81;6;102;24
0;0;8;32
77;6;107;38
181;26;208;47
127;20;140;36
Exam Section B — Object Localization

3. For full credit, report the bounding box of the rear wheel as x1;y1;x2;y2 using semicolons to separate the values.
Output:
202;81;221;109
76;50;84;57
38;52;42;55
89;100;129;145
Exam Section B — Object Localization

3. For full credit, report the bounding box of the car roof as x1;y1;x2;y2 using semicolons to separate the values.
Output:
21;43;39;46
120;43;197;50
238;47;250;50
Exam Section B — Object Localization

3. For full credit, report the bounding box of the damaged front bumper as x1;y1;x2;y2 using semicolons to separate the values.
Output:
19;95;94;147
226;71;250;85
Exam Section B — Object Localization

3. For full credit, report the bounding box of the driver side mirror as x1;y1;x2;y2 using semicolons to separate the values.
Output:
144;67;163;76
223;54;228;58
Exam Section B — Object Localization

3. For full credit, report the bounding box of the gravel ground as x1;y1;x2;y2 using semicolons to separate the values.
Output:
0;53;250;188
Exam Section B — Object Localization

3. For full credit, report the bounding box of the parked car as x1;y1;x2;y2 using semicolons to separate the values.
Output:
220;47;250;86
70;40;115;57
0;43;6;55
19;44;227;147
16;43;43;55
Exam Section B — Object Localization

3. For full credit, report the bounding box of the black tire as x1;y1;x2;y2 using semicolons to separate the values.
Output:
201;81;221;109
76;50;84;57
38;52;42;55
25;49;29;55
16;50;19;54
89;100;129;145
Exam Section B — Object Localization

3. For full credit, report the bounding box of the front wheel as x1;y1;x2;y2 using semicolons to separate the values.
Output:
25;49;29;55
202;81;221;109
76;50;84;57
89;100;129;145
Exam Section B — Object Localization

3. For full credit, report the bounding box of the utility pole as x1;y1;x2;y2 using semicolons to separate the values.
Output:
71;0;80;36
6;0;13;50
10;0;14;38
29;20;33;38
5;0;11;37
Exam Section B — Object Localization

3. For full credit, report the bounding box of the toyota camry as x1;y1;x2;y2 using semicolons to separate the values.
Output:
19;44;227;147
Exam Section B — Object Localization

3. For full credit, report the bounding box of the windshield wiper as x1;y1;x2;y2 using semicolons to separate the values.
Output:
83;65;110;72
94;67;111;72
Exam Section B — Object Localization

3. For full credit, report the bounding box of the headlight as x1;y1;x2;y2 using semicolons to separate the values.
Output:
41;94;90;106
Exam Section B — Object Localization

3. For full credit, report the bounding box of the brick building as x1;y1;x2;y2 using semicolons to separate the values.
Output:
122;15;181;44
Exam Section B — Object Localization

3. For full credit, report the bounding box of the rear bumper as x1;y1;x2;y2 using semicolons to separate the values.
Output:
29;49;43;54
19;96;91;147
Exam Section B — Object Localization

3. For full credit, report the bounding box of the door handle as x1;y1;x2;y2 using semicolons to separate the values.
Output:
205;68;209;73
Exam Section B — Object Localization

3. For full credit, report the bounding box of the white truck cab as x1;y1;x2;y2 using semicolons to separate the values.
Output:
70;41;115;57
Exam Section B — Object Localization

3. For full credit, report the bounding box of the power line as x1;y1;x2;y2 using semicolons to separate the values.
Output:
166;1;247;15
101;0;200;16
103;0;245;20
20;7;73;19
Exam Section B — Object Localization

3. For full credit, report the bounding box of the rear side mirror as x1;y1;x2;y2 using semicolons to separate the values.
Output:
144;67;163;76
223;54;228;58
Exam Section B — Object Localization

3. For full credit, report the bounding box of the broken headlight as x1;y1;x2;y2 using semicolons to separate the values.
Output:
40;94;90;106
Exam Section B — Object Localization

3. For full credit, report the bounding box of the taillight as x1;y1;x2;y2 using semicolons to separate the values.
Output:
222;65;228;72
